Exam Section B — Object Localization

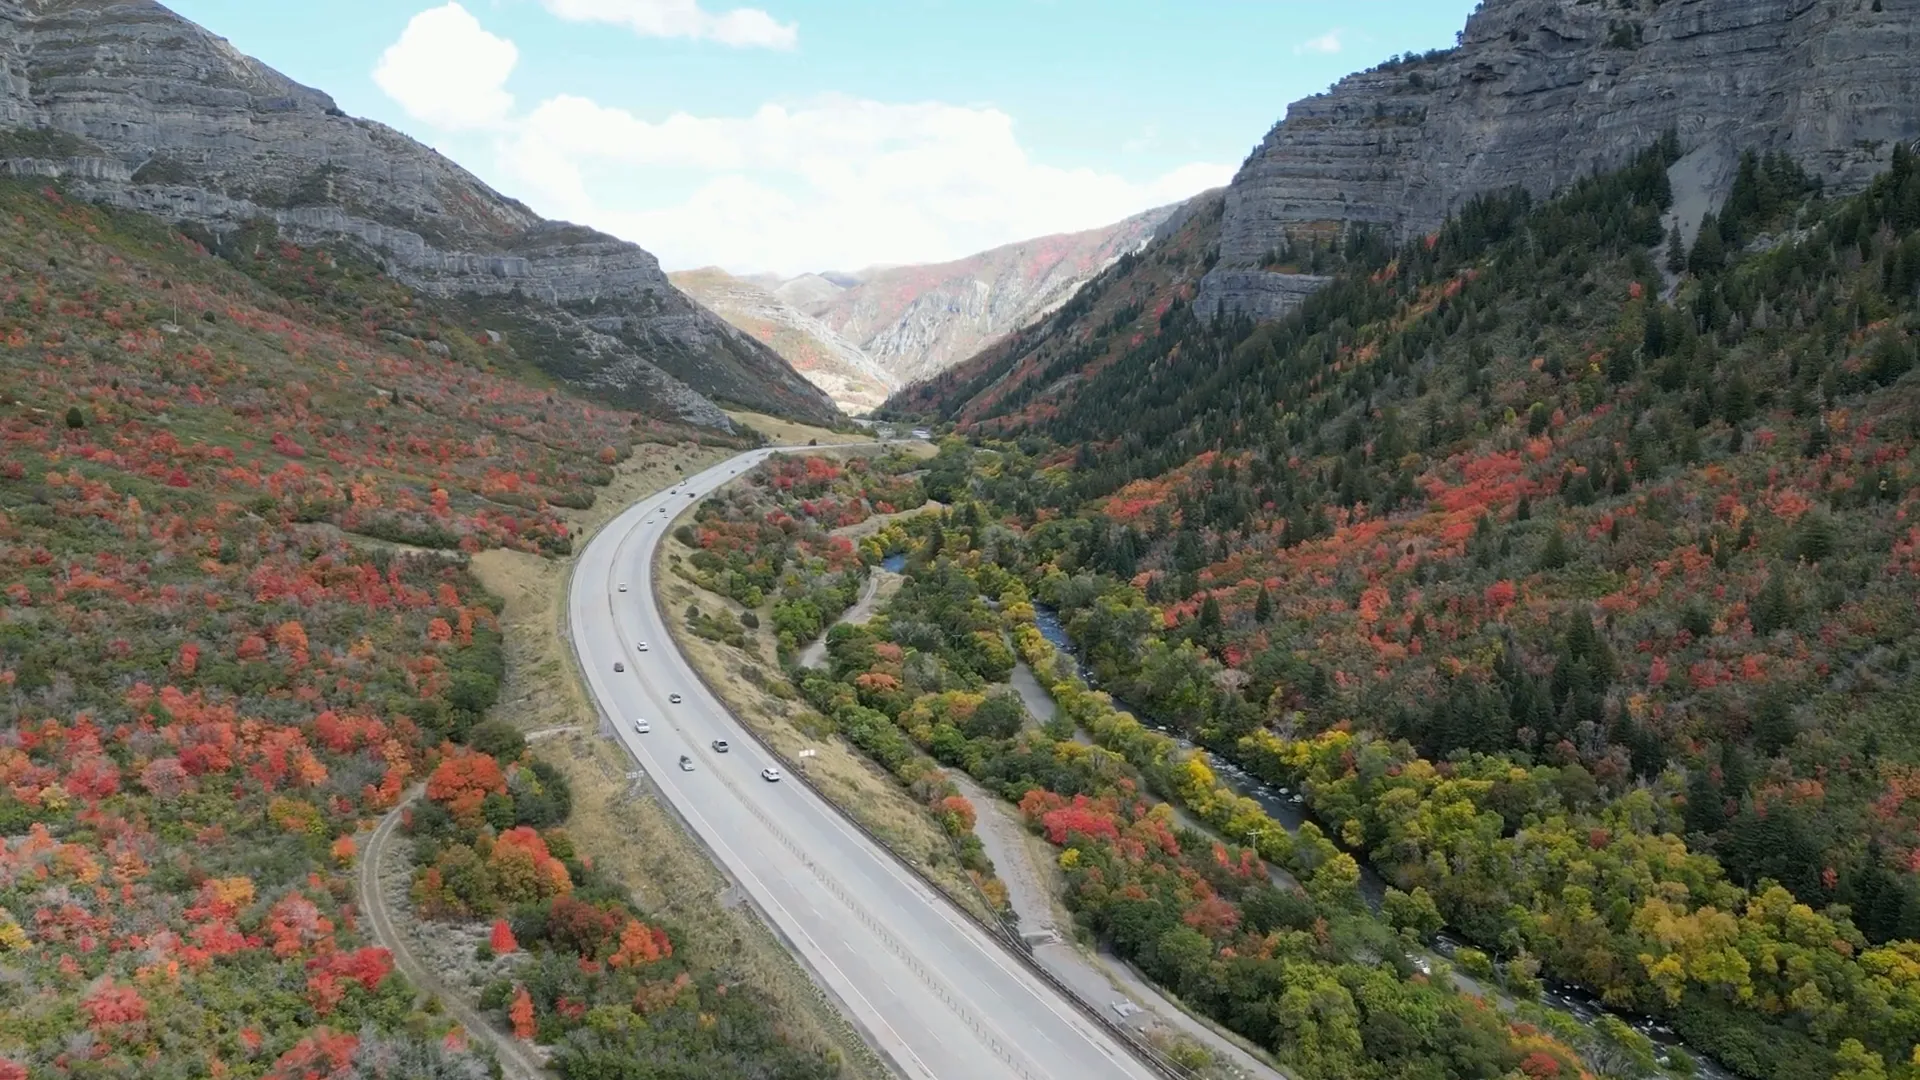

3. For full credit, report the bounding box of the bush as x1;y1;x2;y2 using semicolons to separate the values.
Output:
467;719;527;760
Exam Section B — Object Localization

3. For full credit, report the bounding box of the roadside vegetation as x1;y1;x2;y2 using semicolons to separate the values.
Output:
655;447;1014;920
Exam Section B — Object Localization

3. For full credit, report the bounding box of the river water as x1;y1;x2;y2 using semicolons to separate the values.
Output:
1029;604;1733;1080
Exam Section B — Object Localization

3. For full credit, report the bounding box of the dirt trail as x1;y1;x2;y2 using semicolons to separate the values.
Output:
357;787;549;1079
947;771;1290;1080
795;569;899;668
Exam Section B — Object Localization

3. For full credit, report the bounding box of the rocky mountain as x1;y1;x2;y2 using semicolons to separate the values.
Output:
885;190;1226;428
0;0;840;429
668;267;896;413
1196;0;1920;322
785;204;1183;388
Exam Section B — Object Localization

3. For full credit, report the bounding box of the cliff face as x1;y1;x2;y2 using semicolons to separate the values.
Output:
1198;0;1920;321
797;204;1181;387
0;0;841;427
669;268;897;414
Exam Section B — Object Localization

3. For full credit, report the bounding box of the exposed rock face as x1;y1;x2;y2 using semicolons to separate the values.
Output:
669;268;896;414
795;204;1182;386
1198;0;1920;321
0;0;840;427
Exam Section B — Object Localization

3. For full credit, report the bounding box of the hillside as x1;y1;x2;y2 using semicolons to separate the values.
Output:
0;178;862;1076
0;0;840;428
1185;0;1919;323
889;143;1920;1078
783;203;1182;389
668;268;896;413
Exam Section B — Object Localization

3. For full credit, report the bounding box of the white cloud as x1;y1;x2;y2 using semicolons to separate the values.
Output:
540;0;797;49
498;95;1232;275
373;3;518;129
1295;30;1343;55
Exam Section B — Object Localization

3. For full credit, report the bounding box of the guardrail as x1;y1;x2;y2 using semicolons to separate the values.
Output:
647;463;1201;1080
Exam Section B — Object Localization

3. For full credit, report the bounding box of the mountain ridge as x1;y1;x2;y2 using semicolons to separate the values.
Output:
0;0;841;428
675;204;1189;412
1194;0;1920;323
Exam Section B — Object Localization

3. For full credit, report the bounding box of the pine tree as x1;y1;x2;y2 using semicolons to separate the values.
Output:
1665;223;1688;275
1752;573;1793;635
1753;693;1797;757
1689;213;1727;276
1254;585;1273;624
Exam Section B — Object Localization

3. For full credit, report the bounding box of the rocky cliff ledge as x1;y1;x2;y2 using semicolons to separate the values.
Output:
0;0;840;427
1198;0;1920;321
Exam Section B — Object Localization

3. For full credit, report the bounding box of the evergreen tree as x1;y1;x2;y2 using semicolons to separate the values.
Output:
1752;692;1796;757
1689;213;1727;276
1254;584;1273;624
1537;528;1571;572
1752;573;1793;636
1684;757;1727;835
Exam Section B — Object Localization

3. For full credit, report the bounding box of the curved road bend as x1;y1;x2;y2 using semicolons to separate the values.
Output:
569;448;1161;1080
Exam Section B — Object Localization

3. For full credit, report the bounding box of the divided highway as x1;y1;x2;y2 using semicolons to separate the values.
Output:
569;447;1162;1080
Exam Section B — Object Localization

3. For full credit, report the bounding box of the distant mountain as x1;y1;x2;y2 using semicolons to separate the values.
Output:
681;206;1185;412
669;268;895;413
0;0;840;429
788;205;1183;388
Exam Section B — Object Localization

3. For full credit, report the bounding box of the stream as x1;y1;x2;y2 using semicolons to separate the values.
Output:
1029;604;1735;1080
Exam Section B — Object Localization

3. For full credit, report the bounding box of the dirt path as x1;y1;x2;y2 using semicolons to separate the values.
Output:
795;569;898;669
357;787;549;1080
948;772;1290;1080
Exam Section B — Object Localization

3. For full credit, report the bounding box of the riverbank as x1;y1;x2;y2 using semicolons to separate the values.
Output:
1025;601;1731;1080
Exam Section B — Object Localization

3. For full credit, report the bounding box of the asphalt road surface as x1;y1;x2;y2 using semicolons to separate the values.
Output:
569;447;1161;1080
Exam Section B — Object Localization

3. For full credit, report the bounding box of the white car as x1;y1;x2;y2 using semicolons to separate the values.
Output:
669;693;683;704
711;739;729;753
633;718;650;734
761;768;781;782
637;642;649;652
618;583;628;593
613;661;624;673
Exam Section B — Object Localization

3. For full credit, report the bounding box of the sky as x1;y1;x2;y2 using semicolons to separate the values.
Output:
165;0;1479;277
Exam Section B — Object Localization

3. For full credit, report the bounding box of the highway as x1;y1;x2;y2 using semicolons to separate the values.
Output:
568;447;1162;1080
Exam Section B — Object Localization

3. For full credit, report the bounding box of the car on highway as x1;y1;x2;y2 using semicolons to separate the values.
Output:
677;755;693;771
669;693;682;704
761;767;781;782
613;661;624;672
633;718;650;733
637;641;649;652
688;492;696;499
711;739;729;753
618;583;627;592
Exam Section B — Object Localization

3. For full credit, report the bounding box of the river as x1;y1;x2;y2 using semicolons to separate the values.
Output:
1029;604;1734;1080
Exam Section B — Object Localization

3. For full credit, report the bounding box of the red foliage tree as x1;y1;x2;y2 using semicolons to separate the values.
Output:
509;985;535;1040
81;978;148;1032
490;919;518;954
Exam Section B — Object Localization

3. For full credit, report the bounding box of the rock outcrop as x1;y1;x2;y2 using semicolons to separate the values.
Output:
669;268;897;414
0;0;841;427
1198;0;1920;321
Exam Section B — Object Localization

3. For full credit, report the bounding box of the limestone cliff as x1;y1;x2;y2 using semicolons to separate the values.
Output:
1198;0;1920;321
0;0;841;427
